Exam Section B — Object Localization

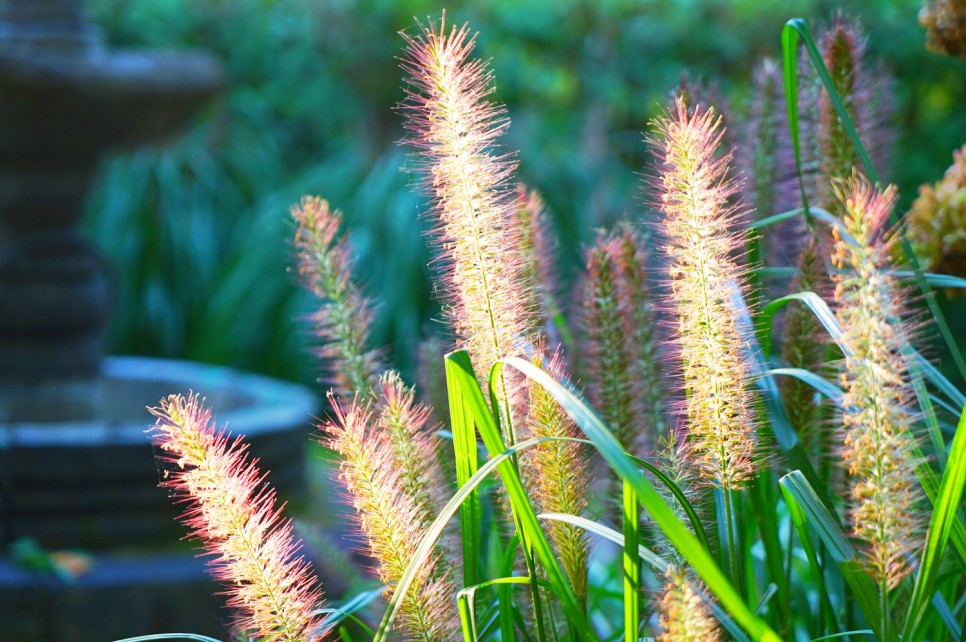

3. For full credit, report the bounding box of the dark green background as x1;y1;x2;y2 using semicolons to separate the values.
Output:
84;0;965;385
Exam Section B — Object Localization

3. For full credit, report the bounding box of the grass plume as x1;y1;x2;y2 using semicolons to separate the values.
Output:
323;397;458;641
148;393;325;642
521;349;591;607
831;172;927;592
650;97;759;491
398;13;534;379
292;196;380;399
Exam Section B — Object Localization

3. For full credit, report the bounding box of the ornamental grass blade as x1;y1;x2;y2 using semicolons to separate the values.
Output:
499;356;782;642
446;353;482;588
765;367;844;407
779;471;887;641
622;479;640;642
448;350;597;641
902;406;966;640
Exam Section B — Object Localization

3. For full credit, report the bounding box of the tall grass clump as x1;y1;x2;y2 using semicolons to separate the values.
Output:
136;10;966;642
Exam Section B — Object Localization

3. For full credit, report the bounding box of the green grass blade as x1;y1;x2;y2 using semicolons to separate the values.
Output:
622;479;640;642
780;474;840;636
930;592;964;641
891;271;966;291
760;291;846;361
502;356;782;642
447;351;597;641
765;367;844;406
745;208;804;231
312;587;382;638
627;454;713;554
459;576;551;642
779;471;887;641
902;406;966;640
446;353;482;588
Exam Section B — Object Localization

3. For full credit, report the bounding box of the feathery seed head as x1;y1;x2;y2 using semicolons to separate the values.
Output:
815;16;894;213
516;185;562;341
578;225;664;458
292;196;380;399
920;0;966;58
521;348;591;604
780;237;834;481
830;171;927;588
650;97;759;490
323;396;458;641
149;393;324;642
398;14;534;376
739;58;799;226
375;370;446;526
657;567;722;642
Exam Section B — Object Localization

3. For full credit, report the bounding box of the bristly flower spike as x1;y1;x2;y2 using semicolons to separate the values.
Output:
515;186;565;345
521;348;591;607
149;393;325;642
831;171;926;590
577;225;664;461
398;13;534;380
292;196;381;400
650;97;759;491
814;15;894;213
324;397;458;641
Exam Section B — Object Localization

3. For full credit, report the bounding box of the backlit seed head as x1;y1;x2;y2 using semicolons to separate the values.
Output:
830;171;927;588
292;196;381;399
149;393;325;642
649;96;759;490
398;13;535;376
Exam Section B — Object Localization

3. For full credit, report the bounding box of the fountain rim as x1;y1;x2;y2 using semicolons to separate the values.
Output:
0;355;320;447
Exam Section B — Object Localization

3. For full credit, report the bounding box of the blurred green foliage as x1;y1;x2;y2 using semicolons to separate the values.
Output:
85;0;965;384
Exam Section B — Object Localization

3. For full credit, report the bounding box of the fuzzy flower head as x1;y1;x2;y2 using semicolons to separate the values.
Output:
521;348;591;604
906;143;966;289
292;196;381;399
398;13;534;376
814;15;894;212
649;97;759;491
830;171;927;588
324;397;457;641
148;393;324;642
578;225;664;459
657;567;722;642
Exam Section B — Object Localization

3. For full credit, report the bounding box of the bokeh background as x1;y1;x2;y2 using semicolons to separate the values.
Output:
84;0;965;386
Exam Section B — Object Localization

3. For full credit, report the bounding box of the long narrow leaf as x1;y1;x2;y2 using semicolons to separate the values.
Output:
500;356;782;642
779;471;886;641
447;354;482;588
903;406;966;640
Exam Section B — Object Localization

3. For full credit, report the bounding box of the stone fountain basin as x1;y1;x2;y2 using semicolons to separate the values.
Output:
0;48;225;165
1;355;317;550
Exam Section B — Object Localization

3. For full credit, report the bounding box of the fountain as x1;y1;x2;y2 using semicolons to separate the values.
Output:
0;2;316;639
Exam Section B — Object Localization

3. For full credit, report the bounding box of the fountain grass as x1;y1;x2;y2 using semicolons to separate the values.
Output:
138;10;966;642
